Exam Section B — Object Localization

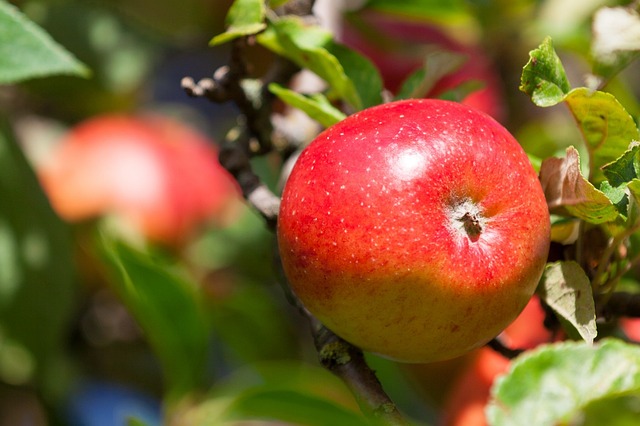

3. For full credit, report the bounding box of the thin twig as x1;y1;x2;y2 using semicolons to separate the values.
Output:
487;336;524;359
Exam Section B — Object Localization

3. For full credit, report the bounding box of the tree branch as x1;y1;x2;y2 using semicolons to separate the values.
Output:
600;292;640;319
487;336;524;359
311;317;410;425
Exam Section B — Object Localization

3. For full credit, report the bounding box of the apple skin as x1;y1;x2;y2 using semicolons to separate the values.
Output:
277;99;550;363
341;10;505;121
39;114;239;245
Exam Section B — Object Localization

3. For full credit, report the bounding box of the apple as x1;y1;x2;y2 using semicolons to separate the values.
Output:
341;10;505;121
38;114;240;245
439;296;556;425
439;347;509;426
277;99;550;363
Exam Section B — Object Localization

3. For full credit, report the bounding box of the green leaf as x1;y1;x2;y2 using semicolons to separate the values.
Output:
363;0;471;23
185;362;367;426
268;83;346;127
227;389;372;426
520;36;571;107
0;120;77;400
99;235;210;401
579;394;640;426
600;180;629;218
487;339;640;426
591;6;640;84
536;261;597;343
564;88;640;184
257;17;362;110
628;179;640;206
209;282;297;364
0;0;89;83
602;143;640;187
539;146;621;224
327;42;384;109
210;0;267;46
268;0;290;7
395;50;468;100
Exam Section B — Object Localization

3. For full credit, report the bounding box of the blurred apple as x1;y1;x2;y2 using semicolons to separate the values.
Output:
621;318;640;341
341;10;505;121
38;114;240;246
439;297;554;425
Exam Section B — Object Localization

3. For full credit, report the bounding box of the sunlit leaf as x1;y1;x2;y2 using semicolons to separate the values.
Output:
536;261;597;343
602;143;640;187
564;88;640;184
539;146;620;224
257;17;362;110
520;37;571;107
210;0;266;46
487;339;640;426
327;42;383;109
269;83;346;127
0;0;89;83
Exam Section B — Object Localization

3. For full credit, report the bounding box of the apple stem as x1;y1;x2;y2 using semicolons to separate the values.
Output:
459;211;482;240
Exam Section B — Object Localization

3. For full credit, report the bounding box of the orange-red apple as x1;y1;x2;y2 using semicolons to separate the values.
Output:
440;296;556;425
39;114;239;245
277;99;550;362
341;10;505;121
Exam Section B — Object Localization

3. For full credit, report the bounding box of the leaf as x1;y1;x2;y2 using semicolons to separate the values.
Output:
184;362;366;426
395;49;468;100
0;120;77;399
327;42;384;109
520;36;571;107
257;17;362;110
591;6;640;82
210;0;266;46
226;389;373;426
0;0;89;83
99;235;211;401
363;0;471;23
564;88;640;184
268;83;346;127
602;143;640;187
536;261;597;343
487;339;640;426
539;146;620;224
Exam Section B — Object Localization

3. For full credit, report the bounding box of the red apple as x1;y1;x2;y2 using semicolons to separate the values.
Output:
277;99;550;363
439;296;556;425
439;347;510;426
39;114;240;245
341;10;505;121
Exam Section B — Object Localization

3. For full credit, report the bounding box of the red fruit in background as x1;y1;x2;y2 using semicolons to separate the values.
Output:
621;318;640;341
39;114;239;245
440;297;555;426
341;10;505;121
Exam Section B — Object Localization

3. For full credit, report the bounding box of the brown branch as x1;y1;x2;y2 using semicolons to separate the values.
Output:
487;336;524;359
309;316;410;425
600;292;640;319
